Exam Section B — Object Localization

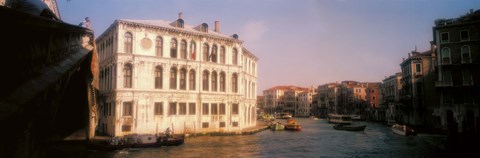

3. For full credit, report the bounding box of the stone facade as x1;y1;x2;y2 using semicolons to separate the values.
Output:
96;15;258;136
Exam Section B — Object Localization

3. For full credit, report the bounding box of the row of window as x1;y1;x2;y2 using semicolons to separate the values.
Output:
440;30;470;43
122;121;239;132
122;102;240;116
122;64;240;93
123;32;240;65
440;45;472;64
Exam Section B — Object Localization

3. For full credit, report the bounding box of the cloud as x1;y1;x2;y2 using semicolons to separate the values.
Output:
240;21;269;45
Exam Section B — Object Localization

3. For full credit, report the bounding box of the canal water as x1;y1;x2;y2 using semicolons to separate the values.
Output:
50;118;446;158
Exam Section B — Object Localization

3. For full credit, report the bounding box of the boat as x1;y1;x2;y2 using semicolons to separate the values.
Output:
89;134;184;151
270;122;285;131
284;119;302;131
350;115;363;120
391;124;417;136
333;124;366;131
327;114;352;124
280;113;293;119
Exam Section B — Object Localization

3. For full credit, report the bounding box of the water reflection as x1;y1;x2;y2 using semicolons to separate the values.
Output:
50;118;446;158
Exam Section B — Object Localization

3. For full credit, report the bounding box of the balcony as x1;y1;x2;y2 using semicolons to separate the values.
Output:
442;58;451;65
435;81;453;87
461;57;472;64
463;80;474;86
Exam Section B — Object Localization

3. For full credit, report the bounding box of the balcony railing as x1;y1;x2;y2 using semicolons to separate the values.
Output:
463;80;474;86
461;57;472;64
435;81;453;87
442;58;451;65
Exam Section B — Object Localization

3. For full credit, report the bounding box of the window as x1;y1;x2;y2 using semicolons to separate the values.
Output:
122;125;131;132
180;40;187;59
155;66;162;89
211;45;217;62
443;70;452;84
461;45;471;63
219;72;226;92
202;122;209;128
169;102;177;115
220;46;225;64
232;48;238;65
189;69;196;90
441;47;450;64
123;102;133;116
170;67;177;89
203;70;209;91
211;103;218;115
179;103;187;115
203;44;209;62
220;122;226;128
202;103;209;115
154;102;163;115
460;30;469;41
415;63;421;73
232;73;238;93
156;36;163;57
441;32;449;43
189;103;196;115
180;68;187;90
211;71;217;92
463;70;472;85
219;103;226;115
190;42;196;60
170;38;177;58
124;32;132;54
232;122;238;127
232;103;239;115
123;64;132;88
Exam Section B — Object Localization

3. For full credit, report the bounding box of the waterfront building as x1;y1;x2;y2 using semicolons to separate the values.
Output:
381;72;403;123
263;86;308;115
432;10;480;134
96;13;258;136
297;86;317;117
399;46;438;126
317;83;340;115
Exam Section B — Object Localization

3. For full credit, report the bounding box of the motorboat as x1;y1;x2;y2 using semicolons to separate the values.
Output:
270;122;285;131
327;114;352;124
284;119;302;131
391;124;417;136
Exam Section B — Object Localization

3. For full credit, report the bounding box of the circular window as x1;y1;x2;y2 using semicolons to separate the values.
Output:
141;37;152;49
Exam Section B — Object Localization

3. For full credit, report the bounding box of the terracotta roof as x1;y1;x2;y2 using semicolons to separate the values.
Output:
265;85;308;92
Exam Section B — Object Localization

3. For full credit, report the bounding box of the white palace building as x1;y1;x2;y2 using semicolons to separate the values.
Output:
96;13;258;136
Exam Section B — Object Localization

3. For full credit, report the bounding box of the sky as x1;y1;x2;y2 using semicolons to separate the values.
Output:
58;0;480;93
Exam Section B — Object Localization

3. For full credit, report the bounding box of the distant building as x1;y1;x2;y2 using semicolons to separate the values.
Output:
297;86;317;117
263;85;308;115
432;10;480;134
381;72;403;123
257;96;265;114
96;13;258;136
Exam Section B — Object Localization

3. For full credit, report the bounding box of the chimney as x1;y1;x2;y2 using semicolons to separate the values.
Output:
214;20;220;32
178;12;183;19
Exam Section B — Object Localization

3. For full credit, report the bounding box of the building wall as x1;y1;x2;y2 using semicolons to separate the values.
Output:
97;19;258;136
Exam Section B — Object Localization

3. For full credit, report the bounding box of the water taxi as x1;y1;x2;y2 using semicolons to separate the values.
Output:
391;124;417;136
327;114;352;124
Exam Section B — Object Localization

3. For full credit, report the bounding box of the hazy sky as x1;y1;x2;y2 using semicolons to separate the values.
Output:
58;0;480;93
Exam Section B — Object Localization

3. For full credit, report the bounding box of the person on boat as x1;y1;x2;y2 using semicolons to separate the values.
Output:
165;127;172;138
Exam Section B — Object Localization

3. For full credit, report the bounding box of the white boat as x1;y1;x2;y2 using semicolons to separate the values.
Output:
327;114;352;124
280;113;292;119
391;124;417;136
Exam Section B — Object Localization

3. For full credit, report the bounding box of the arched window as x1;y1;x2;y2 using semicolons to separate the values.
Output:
123;64;132;88
203;44;209;62
124;32;133;54
189;69;196;90
441;47;450;64
170;38;178;58
211;71;217;92
232;73;238;93
190;42;196;60
170;67;177;89
232;48;238;65
220;72;226;92
155;66;162;89
211;45;218;63
220;46;226;64
180;68;187;90
156;36;163;57
202;70;209;91
461;45;471;63
180;40;187;59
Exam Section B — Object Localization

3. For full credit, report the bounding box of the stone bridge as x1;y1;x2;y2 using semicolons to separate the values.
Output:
0;6;98;158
